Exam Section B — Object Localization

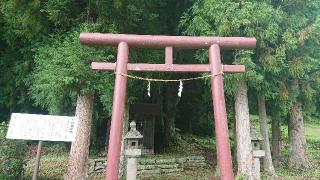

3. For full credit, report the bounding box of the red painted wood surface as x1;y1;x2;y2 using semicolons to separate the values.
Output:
80;33;256;180
209;44;234;180
91;62;245;73
80;33;256;49
165;46;173;65
106;42;129;180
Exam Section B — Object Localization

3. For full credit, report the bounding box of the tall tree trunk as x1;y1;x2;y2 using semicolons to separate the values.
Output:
163;84;176;146
65;92;94;179
105;118;111;155
258;95;275;174
91;114;97;146
234;80;253;179
232;102;237;165
289;80;307;168
119;103;130;178
272;111;281;166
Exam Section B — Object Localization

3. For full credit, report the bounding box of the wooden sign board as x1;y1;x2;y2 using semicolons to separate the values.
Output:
6;113;78;142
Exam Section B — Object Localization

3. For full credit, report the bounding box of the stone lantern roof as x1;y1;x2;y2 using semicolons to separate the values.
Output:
250;126;263;141
125;121;143;139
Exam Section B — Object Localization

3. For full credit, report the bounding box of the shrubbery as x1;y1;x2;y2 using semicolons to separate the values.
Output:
0;122;27;179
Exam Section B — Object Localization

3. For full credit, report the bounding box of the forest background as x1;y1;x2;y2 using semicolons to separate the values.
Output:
0;0;320;179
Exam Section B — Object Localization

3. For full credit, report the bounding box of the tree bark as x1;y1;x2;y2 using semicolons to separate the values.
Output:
289;80;308;168
271;111;281;166
65;92;94;179
163;84;176;146
232;107;237;164
105;118;111;155
258;95;275;174
119;103;130;178
234;80;253;179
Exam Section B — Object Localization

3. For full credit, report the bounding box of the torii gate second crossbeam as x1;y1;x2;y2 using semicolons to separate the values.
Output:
80;33;256;180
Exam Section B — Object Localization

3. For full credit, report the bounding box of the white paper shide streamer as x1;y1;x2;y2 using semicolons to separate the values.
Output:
178;80;183;97
147;80;151;97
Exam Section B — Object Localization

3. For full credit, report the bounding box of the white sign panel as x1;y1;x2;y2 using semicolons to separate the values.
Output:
6;113;78;142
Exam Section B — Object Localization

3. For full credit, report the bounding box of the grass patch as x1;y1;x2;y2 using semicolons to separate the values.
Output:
139;167;216;180
156;132;215;157
24;153;68;179
275;121;320;179
22;119;320;179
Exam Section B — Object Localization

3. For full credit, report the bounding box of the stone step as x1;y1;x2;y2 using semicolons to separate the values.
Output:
187;159;206;163
156;159;176;164
161;168;184;173
184;162;207;168
137;164;157;170
157;164;180;169
176;158;187;163
187;156;205;161
88;156;207;174
138;158;156;165
137;168;161;175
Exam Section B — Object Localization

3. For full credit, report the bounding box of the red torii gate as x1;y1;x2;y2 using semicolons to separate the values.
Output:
80;33;256;180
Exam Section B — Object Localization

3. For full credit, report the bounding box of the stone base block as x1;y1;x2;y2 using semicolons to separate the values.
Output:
157;164;180;169
139;158;156;165
137;168;161;175
138;164;157;170
161;168;184;173
156;159;176;164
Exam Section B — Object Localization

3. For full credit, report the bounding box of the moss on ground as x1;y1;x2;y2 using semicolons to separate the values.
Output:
273;122;320;179
24;153;68;179
23;121;320;179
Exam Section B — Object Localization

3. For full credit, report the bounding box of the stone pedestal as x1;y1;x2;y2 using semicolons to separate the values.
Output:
251;126;265;180
252;150;265;180
126;149;141;180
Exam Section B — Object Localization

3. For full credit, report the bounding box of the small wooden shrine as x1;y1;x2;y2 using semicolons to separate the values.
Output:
130;102;161;154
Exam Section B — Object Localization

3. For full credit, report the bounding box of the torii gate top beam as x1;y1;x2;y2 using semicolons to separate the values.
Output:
80;33;256;49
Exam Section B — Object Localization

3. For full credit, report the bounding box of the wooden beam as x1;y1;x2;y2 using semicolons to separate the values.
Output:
91;62;245;73
165;46;173;65
80;33;256;49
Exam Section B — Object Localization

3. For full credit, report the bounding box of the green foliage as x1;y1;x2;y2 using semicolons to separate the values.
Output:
0;0;320;168
28;27;115;115
278;1;320;118
44;0;86;26
235;173;246;180
0;123;27;179
0;0;86;42
179;0;285;96
179;0;288;123
0;0;47;41
180;0;320;120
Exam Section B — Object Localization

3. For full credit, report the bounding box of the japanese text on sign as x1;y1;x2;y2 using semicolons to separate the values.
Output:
6;113;78;142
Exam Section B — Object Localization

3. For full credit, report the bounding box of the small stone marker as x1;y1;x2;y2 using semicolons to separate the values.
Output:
125;121;143;180
251;126;265;180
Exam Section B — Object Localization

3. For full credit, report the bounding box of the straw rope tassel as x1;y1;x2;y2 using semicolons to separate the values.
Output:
178;80;183;97
147;80;151;97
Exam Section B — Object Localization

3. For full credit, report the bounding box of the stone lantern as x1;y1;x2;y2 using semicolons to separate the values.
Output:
250;126;265;180
124;121;143;180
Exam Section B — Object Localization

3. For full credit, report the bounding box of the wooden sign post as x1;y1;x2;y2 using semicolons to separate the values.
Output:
6;113;78;180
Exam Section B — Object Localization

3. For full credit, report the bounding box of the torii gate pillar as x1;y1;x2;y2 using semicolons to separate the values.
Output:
105;42;129;180
80;33;256;180
209;44;233;179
